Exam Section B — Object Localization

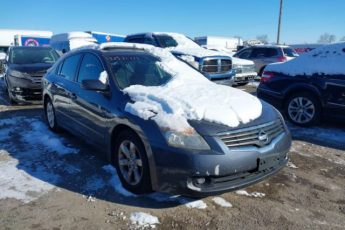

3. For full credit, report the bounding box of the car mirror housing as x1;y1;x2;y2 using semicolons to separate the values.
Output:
81;79;109;92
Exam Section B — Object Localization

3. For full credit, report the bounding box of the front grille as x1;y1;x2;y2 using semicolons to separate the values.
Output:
31;76;42;84
218;120;284;148
201;58;232;74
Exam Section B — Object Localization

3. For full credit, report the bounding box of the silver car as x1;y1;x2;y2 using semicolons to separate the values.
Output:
234;45;299;76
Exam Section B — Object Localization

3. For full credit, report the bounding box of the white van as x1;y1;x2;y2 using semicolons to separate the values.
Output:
50;32;98;54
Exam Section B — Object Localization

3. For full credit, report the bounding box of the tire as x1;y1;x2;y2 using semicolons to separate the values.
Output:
44;98;60;132
284;92;321;127
113;129;152;194
236;82;249;87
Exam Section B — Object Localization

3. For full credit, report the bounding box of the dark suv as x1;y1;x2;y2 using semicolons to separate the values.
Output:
4;46;59;103
42;43;291;197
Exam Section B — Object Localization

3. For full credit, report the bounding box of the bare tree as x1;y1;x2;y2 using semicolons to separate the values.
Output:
256;35;269;44
318;33;336;44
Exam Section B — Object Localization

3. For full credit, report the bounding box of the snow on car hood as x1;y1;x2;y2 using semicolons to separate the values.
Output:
265;42;345;76
120;43;262;133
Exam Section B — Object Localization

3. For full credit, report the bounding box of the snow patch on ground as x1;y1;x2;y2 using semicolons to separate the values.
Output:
212;197;232;207
102;164;136;197
130;212;160;229
0;150;55;203
287;160;298;169
184;199;208;209
235;190;266;198
148;193;207;209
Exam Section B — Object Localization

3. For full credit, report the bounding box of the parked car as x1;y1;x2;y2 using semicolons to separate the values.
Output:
202;45;257;86
233;45;299;76
42;43;291;197
4;46;59;103
124;32;235;86
50;32;98;54
257;42;345;126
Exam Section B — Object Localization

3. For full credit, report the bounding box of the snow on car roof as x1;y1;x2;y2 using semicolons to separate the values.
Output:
265;42;345;76
119;43;262;132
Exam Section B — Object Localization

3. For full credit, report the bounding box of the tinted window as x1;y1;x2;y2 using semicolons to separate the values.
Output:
9;47;59;64
108;55;172;89
283;48;299;57
128;37;145;44
237;49;252;59
60;54;82;81
78;53;104;83
251;48;278;58
155;35;178;48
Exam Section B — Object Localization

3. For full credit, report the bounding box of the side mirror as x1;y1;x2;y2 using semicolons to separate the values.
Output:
81;79;109;92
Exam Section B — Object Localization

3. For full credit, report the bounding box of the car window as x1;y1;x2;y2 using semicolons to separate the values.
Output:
154;35;178;48
251;48;277;58
9;47;59;64
59;54;82;81
283;48;299;57
77;53;104;83
127;37;145;44
237;49;252;59
108;55;172;89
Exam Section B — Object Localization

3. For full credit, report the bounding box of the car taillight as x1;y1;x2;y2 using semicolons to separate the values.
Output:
277;56;287;62
260;71;275;83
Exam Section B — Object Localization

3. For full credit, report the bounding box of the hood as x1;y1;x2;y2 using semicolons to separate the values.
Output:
8;63;53;73
189;101;280;136
170;47;229;59
231;57;254;65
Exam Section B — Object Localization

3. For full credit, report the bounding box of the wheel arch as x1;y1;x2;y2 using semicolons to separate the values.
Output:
283;84;323;107
109;123;159;191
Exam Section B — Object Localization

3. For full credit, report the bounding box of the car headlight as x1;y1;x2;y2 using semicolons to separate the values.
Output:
232;64;242;73
163;129;210;150
8;70;30;78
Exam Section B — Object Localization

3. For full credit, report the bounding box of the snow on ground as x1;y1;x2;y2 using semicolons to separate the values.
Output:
130;212;159;229
235;190;266;198
212;197;232;208
122;43;262;132
265;42;345;76
287;160;298;169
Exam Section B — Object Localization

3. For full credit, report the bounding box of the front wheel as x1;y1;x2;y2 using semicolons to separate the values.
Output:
285;92;321;126
113;129;152;194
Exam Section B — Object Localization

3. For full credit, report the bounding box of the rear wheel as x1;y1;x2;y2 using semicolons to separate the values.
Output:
113;129;152;194
44;98;60;132
285;92;321;126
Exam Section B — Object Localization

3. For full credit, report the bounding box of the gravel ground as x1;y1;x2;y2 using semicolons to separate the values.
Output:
0;81;344;230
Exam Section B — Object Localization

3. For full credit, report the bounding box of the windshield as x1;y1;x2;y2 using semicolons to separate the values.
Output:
108;55;172;89
155;34;200;49
283;48;299;57
10;47;59;64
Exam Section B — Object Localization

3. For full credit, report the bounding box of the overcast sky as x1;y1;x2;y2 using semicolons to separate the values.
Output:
1;0;344;44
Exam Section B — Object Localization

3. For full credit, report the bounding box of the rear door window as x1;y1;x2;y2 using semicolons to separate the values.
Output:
59;54;82;81
77;53;104;83
237;48;252;59
283;48;299;57
251;48;278;58
127;37;145;44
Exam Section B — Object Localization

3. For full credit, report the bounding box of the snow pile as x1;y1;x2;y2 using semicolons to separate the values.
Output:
0;150;55;203
265;42;345;76
130;212;160;229
235;190;266;198
184;199;207;209
22;120;78;155
122;44;262;132
102;164;136;197
212;197;232;207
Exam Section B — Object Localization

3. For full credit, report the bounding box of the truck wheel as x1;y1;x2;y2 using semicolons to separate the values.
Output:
113;129;152;194
285;92;321;126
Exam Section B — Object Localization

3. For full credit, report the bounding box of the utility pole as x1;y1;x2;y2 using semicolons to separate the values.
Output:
277;0;283;44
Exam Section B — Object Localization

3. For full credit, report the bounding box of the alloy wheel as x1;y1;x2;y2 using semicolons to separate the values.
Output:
46;101;55;128
117;140;143;186
288;97;315;124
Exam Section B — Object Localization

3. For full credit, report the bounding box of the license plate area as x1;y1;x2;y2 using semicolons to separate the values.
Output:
258;155;281;171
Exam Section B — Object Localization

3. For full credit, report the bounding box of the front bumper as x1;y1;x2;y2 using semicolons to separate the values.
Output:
234;72;257;83
205;70;235;86
151;129;291;197
6;74;43;102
